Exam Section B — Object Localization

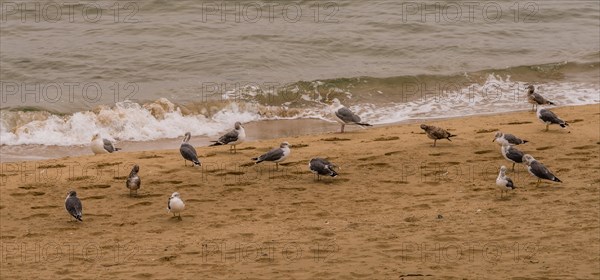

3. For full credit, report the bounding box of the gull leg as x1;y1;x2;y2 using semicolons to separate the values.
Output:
178;214;182;221
234;145;237;154
545;124;549;132
512;162;515;171
341;124;345;133
536;179;541;188
276;163;279;170
433;139;437;147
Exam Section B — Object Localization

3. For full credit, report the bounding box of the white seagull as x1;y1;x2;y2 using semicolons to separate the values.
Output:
65;190;83;222
493;131;528;146
91;133;121;154
167;192;185;220
209;122;246;153
330;99;372;133
309;158;338;180
252;142;291;170
537;108;569;132
180;132;201;166
522;154;562;187
126;164;141;197
496;166;516;198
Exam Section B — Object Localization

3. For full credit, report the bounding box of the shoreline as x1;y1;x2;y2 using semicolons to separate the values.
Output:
2;104;597;163
1;104;598;278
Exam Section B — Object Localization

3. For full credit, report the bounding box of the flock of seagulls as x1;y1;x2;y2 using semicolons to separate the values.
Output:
65;85;570;220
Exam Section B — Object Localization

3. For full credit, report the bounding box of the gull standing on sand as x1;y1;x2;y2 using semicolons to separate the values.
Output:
91;133;121;154
420;124;456;147
501;143;525;171
496;166;516;198
167;192;185;220
537;108;569;132
527;85;555;111
330;98;372;133
309;158;338;180
522;154;562;187
493;131;528;146
209;122;246;153
126;165;141;197
252;142;291;170
180;132;201;166
65;190;83;222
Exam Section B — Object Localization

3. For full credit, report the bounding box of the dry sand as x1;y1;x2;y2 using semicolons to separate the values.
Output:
1;104;599;279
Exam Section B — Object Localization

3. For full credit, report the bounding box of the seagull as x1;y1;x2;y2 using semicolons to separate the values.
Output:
209;122;246;153
537;108;569;132
252;142;291;170
126;165;141;197
501;143;525;171
91;133;121;154
180;132;201;166
167;192;185;220
496;166;516;198
65;190;83;222
493;131;528;146
420;124;456;147
309;158;338;180
330;98;372;133
522;154;562;187
527;85;555;111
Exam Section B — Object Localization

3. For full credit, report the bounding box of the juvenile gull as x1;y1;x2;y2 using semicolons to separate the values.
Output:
126;165;141;197
167;192;185;220
522;154;562;187
180;132;201;166
501;143;525;171
209;122;246;153
252;142;291;170
527;85;555;111
537;108;569;131
496;166;516;198
330;98;372;133
493;131;528;146
65;190;83;222
91;133;121;154
420;124;456;147
309;158;338;180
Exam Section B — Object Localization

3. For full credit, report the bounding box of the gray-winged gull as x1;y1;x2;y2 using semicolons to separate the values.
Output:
251;142;291;170
527;85;555;111
309;158;338;180
180;132;201;166
126;164;141;197
493;131;528;146
522;154;562;187
209;122;246;153
420;124;456;147
501;143;525;171
167;192;185;220
496;166;516;198
537;108;569;131
65;190;83;222
91;133;121;154
330;99;372;133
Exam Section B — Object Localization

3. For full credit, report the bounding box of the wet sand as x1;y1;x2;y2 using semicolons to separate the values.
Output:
1;104;599;279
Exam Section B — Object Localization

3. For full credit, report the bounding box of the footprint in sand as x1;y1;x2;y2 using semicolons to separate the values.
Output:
536;146;554;151
572;145;596;150
373;136;400;141
127;201;152;208
10;191;45;197
81;184;111;190
21;213;50;220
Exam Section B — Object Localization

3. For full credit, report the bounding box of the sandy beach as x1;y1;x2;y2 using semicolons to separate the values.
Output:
1;104;598;279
